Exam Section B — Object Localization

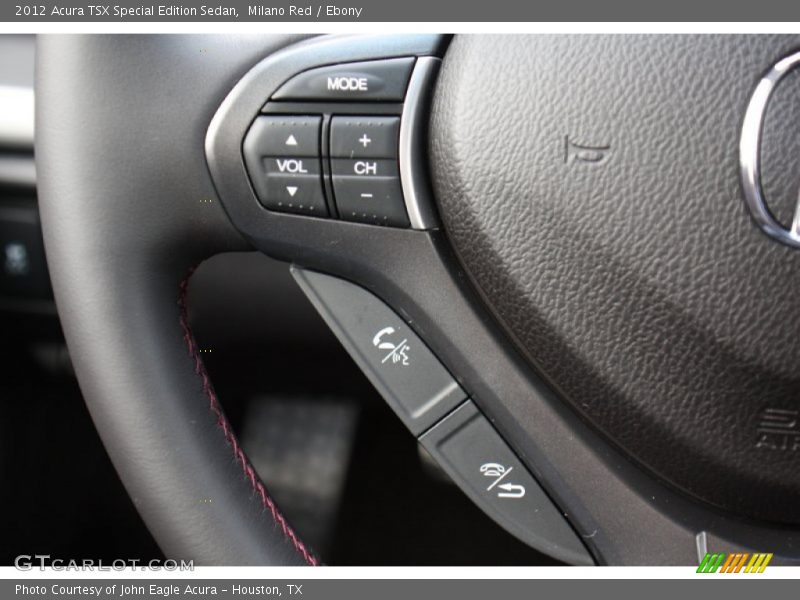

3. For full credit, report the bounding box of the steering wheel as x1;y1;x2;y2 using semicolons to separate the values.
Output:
35;34;800;566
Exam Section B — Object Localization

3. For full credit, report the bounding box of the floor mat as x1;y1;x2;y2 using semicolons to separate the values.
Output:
240;395;359;557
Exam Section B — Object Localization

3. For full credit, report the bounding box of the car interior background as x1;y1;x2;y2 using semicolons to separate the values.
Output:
5;32;800;569
0;34;553;566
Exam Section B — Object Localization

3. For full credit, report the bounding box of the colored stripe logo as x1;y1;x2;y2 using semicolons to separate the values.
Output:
697;552;773;573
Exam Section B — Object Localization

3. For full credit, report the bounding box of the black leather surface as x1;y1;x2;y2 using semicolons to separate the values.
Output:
36;34;314;564
431;35;800;524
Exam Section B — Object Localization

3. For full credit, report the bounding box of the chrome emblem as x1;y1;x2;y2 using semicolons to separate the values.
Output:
740;51;800;248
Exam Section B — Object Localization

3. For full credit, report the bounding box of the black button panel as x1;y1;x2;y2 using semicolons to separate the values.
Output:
229;51;590;566
272;58;415;102
244;111;408;225
242;57;424;227
291;267;594;565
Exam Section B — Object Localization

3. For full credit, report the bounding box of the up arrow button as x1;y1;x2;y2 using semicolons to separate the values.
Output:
243;115;321;158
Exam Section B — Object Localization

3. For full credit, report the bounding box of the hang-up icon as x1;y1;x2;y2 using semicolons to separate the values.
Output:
479;462;526;499
372;326;410;366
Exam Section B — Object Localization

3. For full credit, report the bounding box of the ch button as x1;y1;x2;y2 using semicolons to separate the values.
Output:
330;116;400;159
330;116;408;227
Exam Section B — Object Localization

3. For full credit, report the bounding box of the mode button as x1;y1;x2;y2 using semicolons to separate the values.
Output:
271;58;415;102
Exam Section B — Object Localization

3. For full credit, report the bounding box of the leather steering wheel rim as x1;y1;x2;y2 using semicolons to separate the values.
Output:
35;34;317;565
35;32;800;566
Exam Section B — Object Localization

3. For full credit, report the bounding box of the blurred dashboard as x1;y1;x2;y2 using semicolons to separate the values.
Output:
0;34;330;347
0;34;49;313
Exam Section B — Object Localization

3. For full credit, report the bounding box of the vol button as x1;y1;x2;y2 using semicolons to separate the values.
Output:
268;157;319;175
276;158;307;173
243;115;321;158
262;153;325;215
263;173;327;215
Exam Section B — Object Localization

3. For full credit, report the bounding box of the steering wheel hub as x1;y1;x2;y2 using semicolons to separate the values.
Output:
430;35;800;524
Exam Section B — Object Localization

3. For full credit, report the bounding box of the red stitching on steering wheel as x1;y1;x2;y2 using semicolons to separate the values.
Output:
178;266;319;566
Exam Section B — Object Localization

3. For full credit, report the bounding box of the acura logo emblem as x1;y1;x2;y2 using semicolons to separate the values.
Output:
741;51;800;248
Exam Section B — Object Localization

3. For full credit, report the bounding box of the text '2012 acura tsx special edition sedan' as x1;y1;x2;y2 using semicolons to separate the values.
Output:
1;33;799;567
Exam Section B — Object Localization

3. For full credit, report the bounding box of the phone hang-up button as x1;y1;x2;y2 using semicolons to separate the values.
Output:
291;267;467;435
